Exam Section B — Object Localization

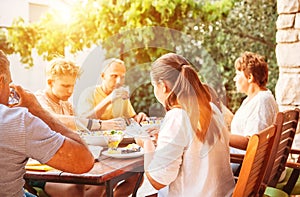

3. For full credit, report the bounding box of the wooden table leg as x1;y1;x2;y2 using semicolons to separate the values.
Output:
105;168;144;197
283;156;300;194
132;172;144;197
24;180;38;196
105;180;114;197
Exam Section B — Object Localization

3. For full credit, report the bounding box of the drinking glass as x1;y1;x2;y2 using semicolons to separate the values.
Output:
8;88;20;105
119;85;130;100
104;131;124;153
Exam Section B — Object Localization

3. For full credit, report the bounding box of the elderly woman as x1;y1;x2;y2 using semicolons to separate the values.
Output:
230;51;278;154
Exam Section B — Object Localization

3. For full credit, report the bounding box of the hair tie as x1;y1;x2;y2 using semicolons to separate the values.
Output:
179;64;190;72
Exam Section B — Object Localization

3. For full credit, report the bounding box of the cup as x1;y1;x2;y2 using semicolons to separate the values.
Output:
104;131;124;152
117;86;129;100
112;86;130;117
8;88;20;105
121;86;130;98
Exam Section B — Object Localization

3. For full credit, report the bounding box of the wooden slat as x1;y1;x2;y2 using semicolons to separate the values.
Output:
233;125;276;197
265;109;299;189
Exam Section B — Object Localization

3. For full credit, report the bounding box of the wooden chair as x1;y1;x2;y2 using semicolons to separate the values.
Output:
230;108;300;196
232;124;278;196
263;108;299;196
269;108;300;195
280;149;300;194
145;126;286;197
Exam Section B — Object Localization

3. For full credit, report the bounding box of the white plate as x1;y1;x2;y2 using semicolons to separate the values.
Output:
141;123;161;130
125;126;149;138
102;148;144;159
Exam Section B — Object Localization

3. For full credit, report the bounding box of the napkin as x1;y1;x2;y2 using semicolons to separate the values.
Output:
125;118;150;138
26;159;54;171
25;165;54;171
88;145;103;159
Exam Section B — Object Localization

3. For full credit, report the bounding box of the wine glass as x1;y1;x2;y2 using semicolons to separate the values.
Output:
104;131;124;153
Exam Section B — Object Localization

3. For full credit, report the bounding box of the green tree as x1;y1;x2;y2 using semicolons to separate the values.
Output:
0;0;277;114
191;0;278;111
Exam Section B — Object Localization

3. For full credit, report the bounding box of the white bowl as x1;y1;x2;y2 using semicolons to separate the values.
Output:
81;132;108;147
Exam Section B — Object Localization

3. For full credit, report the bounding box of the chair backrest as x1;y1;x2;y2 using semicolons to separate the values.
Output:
264;108;300;187
232;124;277;197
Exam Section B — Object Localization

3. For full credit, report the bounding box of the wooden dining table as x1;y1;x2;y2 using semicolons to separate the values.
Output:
24;154;144;197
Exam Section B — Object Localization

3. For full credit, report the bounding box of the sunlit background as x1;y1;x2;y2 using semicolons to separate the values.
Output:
0;0;91;92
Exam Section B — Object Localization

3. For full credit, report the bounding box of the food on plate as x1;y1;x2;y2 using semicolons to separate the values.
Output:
106;143;142;154
140;117;163;125
121;143;141;154
140;117;163;131
103;130;124;135
80;130;103;136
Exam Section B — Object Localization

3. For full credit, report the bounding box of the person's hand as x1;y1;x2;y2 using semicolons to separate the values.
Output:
101;118;126;131
147;127;159;145
10;85;42;112
111;87;129;101
134;137;145;148
134;135;152;148
134;112;148;123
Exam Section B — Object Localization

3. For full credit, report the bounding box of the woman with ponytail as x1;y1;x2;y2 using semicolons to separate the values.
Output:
137;53;234;196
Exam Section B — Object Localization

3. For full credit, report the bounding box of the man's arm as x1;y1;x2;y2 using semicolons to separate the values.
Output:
136;138;166;190
13;85;94;174
49;114;126;131
85;95;112;119
229;134;249;150
32;108;94;174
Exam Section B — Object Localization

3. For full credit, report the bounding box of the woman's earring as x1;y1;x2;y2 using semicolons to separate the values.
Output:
248;74;253;83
